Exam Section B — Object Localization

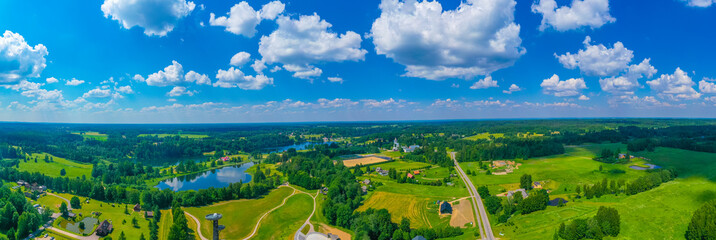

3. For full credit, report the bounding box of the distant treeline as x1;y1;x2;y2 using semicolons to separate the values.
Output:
456;138;565;162
558;125;716;154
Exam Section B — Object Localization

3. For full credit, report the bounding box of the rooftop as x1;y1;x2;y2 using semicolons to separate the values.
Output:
205;213;223;220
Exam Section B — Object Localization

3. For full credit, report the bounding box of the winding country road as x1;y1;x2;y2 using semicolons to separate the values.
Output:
47;192;72;210
185;212;209;240
450;152;495;240
241;186;297;240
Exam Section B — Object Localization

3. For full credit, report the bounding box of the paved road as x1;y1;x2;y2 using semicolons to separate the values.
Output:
450;152;495;240
45;227;99;240
185;212;209;240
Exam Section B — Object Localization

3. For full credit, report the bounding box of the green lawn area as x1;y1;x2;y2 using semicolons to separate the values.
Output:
253;193;313;239
460;143;645;195
378;150;407;159
39;193;151;240
184;187;294;239
71;131;108;141
372;160;432;171
138;133;209;139
17;153;93;178
635;147;716;180
491;177;716;240
158;210;173;240
463;132;505;141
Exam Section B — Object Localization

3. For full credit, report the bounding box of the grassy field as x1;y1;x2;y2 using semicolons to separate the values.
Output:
38;193;151;240
71;131;108;141
158;210;173;240
17;153;93;178
635;147;716;180
184;187;294;239
138;133;209;139
357;191;438;228
372;160;432;171
463;132;505;141
253;193;314;239
460;143;645;195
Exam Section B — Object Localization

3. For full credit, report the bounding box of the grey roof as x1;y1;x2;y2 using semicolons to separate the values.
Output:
412;236;427;240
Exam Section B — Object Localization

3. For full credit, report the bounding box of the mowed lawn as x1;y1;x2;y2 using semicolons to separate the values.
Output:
38;193;151;240
253;193;314;239
492;177;716;240
460;143;646;195
184;187;294;239
17;153;93;178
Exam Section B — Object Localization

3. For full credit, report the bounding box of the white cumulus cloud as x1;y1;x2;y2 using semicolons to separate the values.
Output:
531;0;615;31
327;77;343;83
259;13;366;79
469;76;499;89
209;1;285;37
599;59;657;95
230;51;251;66
540;74;587;97
83;88;112;98
370;0;525;80
503;84;522;94
699;78;716;94
167;86;197;97
214;67;273;90
66;78;85;86
101;0;196;37
45;77;58;84
141;61;211;86
0;31;48;83
556;36;633;76
681;0;716;7
647;68;701;100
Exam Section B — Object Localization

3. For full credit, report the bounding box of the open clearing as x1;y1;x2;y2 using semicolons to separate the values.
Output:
184;187;293;239
17;152;93;178
71;131;108;141
253;193;313;239
372;160;432;171
318;224;352;240
357;191;433;228
636;147;716;180
449;199;475;228
463;132;504;141
341;156;390;167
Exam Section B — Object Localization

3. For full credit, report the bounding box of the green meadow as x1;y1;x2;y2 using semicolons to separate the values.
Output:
463;132;505;141
253;193;314;239
184;186;294;239
372;160;432;171
71;131;108;141
17;152;93;178
138;133;210;139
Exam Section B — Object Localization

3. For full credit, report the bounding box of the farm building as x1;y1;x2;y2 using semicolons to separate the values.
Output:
506;189;528;199
413;170;420;175
440;201;452;214
362;179;371;185
402;145;420;153
133;203;141;212
533;181;543;189
146;211;154;218
407;173;414;179
96;220;113;236
412;236;427;240
361;186;368;194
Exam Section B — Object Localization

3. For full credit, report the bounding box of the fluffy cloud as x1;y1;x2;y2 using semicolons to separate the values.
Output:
141;61;211;86
209;1;285;37
65;78;85;86
579;95;590;100
646;68;701;100
503;84;522;94
46;77;58;84
370;0;524;80
699;78;716;94
327;77;344;83
362;98;409;108
115;85;134;94
282;65;322;80
83;88;112;98
608;95;678;108
540;74;587;97
0;31;48;83
681;0;715;7
214;67;273;90
259;13;366;79
599;59;657;95
531;0;615;31
469;76;499;89
556;36;633;76
230;51;251;66
101;0;196;37
167;86;197;97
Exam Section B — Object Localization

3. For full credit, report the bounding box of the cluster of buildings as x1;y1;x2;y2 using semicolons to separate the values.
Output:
375;167;389;176
15;180;47;198
391;138;420;153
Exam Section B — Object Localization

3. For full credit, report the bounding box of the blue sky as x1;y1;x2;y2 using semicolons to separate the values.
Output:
1;0;716;123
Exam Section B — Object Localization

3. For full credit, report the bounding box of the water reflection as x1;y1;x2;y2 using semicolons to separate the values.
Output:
155;162;254;191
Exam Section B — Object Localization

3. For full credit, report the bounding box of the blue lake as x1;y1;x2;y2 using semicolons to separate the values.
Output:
154;162;254;191
266;142;335;153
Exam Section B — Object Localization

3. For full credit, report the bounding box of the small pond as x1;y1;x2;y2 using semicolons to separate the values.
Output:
154;162;254;191
63;217;98;235
629;163;662;170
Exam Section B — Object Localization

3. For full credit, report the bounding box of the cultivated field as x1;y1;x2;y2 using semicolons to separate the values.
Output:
372;160;432;171
636;147;716;180
17;153;93;178
357;191;434;228
184;187;293;239
449;199;475;228
341;156;390;167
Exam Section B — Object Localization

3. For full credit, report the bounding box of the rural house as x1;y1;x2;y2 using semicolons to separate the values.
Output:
506;189;528;199
407;173;414;179
440;201;452;214
96;220;113;236
133;203;141;212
